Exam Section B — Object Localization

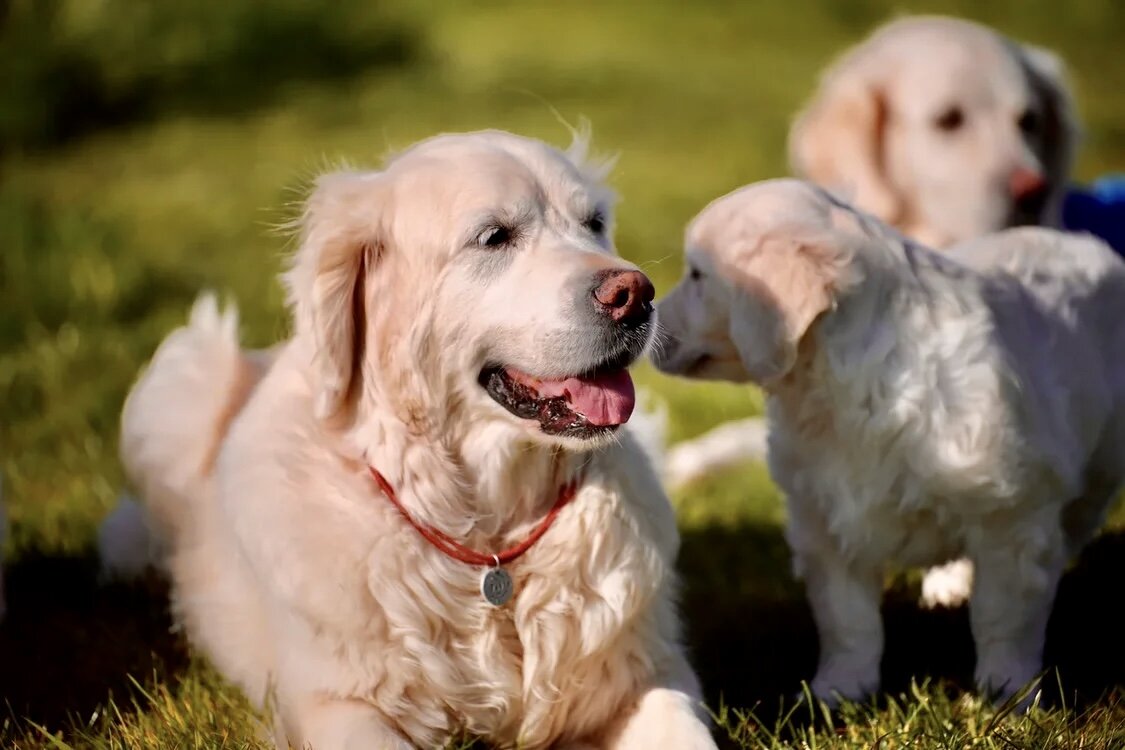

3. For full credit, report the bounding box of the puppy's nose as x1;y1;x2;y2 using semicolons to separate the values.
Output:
1008;167;1047;201
592;269;655;325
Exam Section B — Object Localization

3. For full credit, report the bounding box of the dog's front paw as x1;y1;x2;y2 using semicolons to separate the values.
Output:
602;688;717;750
920;559;973;608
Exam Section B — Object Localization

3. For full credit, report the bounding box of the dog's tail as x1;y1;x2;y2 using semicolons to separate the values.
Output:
100;293;260;580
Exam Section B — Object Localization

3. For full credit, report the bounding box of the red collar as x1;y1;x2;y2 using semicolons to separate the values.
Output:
367;465;583;567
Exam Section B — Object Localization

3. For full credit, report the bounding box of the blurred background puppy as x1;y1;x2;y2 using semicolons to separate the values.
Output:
790;15;1078;249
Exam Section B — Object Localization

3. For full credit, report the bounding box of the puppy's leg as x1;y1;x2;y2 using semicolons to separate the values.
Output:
967;521;1066;706
286;698;413;750
599;656;717;750
920;558;974;609
801;546;884;704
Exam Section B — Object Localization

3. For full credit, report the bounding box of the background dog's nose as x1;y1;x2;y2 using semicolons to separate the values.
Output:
1009;166;1047;201
593;269;655;325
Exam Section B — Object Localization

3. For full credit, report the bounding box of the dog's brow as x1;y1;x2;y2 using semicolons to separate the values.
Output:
464;202;538;246
568;193;607;221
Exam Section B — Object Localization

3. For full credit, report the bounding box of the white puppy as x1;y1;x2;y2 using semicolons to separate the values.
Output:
792;15;1078;249
652;179;1125;705
104;131;716;750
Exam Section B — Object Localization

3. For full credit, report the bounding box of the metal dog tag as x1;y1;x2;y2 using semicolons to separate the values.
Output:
481;566;514;606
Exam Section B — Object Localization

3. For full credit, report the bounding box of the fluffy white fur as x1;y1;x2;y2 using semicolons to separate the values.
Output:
652;179;1125;705
105;131;716;749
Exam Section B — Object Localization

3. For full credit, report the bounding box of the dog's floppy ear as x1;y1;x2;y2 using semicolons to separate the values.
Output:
726;235;842;383
1020;45;1080;222
285;171;386;420
789;64;900;227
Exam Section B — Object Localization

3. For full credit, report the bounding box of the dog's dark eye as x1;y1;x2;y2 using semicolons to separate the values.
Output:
1018;108;1040;135
478;226;512;248
689;267;703;281
934;106;965;132
584;212;606;235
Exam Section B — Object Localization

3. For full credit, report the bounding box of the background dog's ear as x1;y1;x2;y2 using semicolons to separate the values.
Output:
1020;45;1081;223
789;66;900;228
285;171;385;420
726;236;840;383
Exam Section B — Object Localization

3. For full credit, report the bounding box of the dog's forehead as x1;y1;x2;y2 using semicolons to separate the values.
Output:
387;133;594;207
380;139;608;238
688;180;834;255
878;24;1032;115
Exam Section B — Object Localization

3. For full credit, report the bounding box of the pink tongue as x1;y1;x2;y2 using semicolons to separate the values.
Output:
509;368;636;426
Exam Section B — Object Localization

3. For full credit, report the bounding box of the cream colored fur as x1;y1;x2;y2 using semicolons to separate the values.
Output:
105;131;715;750
652;179;1125;706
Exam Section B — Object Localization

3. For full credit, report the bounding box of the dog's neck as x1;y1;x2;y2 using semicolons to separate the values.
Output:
347;401;584;541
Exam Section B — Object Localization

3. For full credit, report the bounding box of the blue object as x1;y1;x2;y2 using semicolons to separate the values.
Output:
1061;175;1125;256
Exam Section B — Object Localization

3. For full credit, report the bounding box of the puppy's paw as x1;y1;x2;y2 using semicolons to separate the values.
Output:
920;559;973;609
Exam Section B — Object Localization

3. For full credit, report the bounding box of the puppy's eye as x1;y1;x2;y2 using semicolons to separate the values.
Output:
478;226;512;248
1018;108;1040;134
934;106;965;132
584;212;606;235
689;267;703;281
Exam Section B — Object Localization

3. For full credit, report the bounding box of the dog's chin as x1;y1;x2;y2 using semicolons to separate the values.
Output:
477;349;639;446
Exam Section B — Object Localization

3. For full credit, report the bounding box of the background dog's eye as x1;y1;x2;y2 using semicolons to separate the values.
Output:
584;213;606;235
1017;108;1040;134
689;267;703;281
933;106;965;132
478;226;512;247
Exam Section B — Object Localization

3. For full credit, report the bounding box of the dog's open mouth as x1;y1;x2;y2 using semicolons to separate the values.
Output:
479;357;637;438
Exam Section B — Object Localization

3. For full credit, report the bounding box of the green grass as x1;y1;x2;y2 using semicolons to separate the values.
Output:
2;0;1125;747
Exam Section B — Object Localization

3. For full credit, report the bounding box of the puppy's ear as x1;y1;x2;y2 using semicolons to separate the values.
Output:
726;235;842;383
285;171;386;420
1020;45;1080;220
789;66;900;227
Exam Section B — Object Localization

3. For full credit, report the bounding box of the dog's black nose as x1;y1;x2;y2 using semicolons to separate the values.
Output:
592;269;655;326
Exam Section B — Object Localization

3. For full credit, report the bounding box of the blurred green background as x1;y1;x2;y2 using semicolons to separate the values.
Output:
1;1;1124;747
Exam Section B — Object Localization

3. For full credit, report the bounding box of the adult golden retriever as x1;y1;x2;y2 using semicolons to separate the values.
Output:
103;131;716;750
